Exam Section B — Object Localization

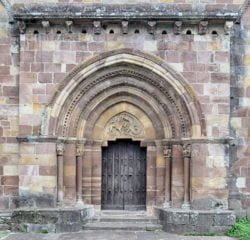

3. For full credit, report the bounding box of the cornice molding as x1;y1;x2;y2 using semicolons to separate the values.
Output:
12;3;239;21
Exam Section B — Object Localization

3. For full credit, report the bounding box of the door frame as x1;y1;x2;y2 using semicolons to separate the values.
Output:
101;139;147;210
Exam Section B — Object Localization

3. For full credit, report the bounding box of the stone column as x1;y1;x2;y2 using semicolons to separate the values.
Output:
182;144;191;209
163;145;172;208
76;143;84;206
56;142;65;205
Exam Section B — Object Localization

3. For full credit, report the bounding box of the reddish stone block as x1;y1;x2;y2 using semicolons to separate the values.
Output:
4;186;18;196
38;73;52;83
197;72;210;83
0;45;10;54
211;73;230;83
36;51;53;62
198;51;213;63
181;51;197;63
88;42;104;51
0;166;3;175
0;66;10;75
166;51;181;62
21;51;35;63
71;42;87;51
0;197;9;209
215;51;230;62
31;63;44;72
39;166;56;176
45;63;61;72
218;104;230;114
1;176;19;186
53;73;67;83
3;86;18;97
0;54;11;65
76;52;92;62
20;72;37;83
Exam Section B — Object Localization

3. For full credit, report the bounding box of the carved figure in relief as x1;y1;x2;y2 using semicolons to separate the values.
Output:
105;112;144;138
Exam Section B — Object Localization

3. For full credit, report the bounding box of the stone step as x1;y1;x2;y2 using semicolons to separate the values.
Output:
83;222;162;231
99;210;147;216
92;216;158;223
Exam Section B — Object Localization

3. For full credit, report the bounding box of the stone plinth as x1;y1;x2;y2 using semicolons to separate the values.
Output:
155;207;236;234
10;207;94;233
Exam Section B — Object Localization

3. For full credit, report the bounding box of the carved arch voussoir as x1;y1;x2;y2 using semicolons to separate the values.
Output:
44;48;206;138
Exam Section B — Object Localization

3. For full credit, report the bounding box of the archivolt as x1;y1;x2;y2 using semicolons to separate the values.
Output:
42;48;206;139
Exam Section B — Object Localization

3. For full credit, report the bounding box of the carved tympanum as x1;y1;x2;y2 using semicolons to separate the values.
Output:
105;112;144;138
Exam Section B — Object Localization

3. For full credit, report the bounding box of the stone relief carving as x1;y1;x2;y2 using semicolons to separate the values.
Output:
183;144;191;158
105;112;144;138
163;145;172;158
56;142;65;156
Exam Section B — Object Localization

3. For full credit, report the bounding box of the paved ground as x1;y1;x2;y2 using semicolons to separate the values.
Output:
0;231;235;240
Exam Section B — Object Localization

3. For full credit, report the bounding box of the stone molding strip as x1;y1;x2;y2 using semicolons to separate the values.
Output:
17;135;236;145
13;3;239;21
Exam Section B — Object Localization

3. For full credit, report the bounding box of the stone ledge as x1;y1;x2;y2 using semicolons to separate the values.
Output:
155;208;236;234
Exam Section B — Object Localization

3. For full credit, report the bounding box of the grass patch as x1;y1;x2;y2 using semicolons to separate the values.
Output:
226;217;250;240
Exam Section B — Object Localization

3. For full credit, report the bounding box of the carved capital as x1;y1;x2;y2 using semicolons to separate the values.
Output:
76;144;84;157
65;20;73;33
173;21;182;35
121;21;129;34
148;21;157;35
42;21;50;34
199;21;208;35
163;145;172;158
18;21;26;34
183;144;191;158
224;21;234;35
93;21;101;35
56;142;65;156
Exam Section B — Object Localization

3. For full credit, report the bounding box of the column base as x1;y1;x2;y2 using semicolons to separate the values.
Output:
163;201;171;209
181;202;190;209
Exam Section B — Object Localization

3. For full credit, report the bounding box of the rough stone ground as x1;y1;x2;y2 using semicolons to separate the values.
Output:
0;231;235;240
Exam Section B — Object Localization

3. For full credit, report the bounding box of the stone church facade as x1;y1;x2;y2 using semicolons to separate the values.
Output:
0;0;250;221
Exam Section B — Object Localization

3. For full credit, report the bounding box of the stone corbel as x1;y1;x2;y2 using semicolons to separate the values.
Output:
183;144;191;158
224;21;234;35
42;20;50;34
148;21;157;35
18;21;26;34
121;20;129;34
198;21;208;35
65;20;73;33
173;21;182;35
93;21;101;35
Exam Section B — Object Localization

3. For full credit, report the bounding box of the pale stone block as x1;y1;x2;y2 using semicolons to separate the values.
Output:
42;41;56;51
244;76;250;87
37;154;56;166
244;55;250;65
156;155;164;168
105;41;124;50
3;165;18;176
168;63;183;72
61;63;66;73
239;97;250;107
64;166;76;177
231;117;242;129
206;177;226;189
220;63;230;73
0;144;18;154
20;154;37;165
236;177;246;188
143;41;157;51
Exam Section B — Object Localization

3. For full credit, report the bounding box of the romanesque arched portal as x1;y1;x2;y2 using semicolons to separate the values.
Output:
43;48;205;210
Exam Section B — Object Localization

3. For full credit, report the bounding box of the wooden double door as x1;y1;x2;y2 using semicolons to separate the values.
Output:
101;140;146;210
